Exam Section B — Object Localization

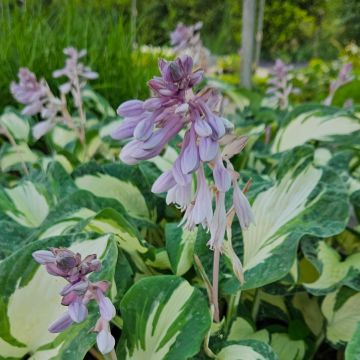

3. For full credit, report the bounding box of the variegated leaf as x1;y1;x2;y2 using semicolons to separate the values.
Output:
166;223;198;276
118;276;211;360
302;237;360;295
272;106;360;153
0;107;30;142
322;288;360;345
216;340;278;360
0;233;117;359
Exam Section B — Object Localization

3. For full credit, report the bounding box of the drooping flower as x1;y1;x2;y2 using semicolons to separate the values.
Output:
323;62;353;106
113;55;255;251
32;248;116;355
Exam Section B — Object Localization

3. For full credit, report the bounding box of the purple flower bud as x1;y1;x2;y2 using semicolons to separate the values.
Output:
60;280;89;296
54;249;79;271
32;250;56;264
69;298;88;323
97;291;116;321
213;158;231;192
117;100;144;117
199;137;219;162
48;312;73;333
233;184;255;229
181;130;200;174
152;170;177;193
133;117;154;141
172;157;192;186
143;98;163;111
194;117;212;137
97;329;115;355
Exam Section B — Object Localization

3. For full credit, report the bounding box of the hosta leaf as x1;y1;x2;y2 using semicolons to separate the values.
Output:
272;106;360;153
0;108;30;141
82;87;116;117
302;237;360;295
73;163;160;221
270;333;306;360
0;143;38;172
166;223;197;276
118;275;211;360
216;340;278;360
322;288;360;345
0;181;49;228
240;156;348;290
0;233;117;359
228;317;269;343
345;323;360;360
292;292;323;336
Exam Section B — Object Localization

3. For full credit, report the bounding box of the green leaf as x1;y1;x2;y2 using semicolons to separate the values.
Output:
322;288;360;346
228;317;269;343
0;181;50;228
118;275;211;360
0;143;38;172
270;333;306;360
345;323;360;360
302;237;360;295
0;233;117;359
272;106;360;153
82;87;116;117
0;108;30;142
73;163;160;221
240;155;349;290
216;340;278;360
166;223;197;276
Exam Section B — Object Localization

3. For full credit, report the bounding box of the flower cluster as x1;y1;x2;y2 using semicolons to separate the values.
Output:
32;248;116;355
53;47;98;105
112;55;254;251
10;47;97;141
323;62;353;106
170;22;210;69
267;59;298;109
10;68;63;139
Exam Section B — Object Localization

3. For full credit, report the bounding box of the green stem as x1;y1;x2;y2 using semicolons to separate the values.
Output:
104;349;118;360
226;290;241;332
251;289;261;322
212;247;220;322
111;315;123;329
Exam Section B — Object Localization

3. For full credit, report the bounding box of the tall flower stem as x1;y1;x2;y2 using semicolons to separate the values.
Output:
212;246;220;322
0;125;29;175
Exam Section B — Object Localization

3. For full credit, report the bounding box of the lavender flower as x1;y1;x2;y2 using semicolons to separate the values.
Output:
113;55;255;251
170;22;210;69
11;68;63;139
323;62;353;106
32;248;116;355
53;47;98;99
266;59;299;109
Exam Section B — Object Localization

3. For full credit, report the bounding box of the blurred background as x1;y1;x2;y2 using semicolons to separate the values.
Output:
1;0;360;108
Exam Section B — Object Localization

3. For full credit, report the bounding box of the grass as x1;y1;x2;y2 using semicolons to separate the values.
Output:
0;0;161;110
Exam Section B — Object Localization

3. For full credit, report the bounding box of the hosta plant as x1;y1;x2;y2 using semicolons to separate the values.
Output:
0;48;359;360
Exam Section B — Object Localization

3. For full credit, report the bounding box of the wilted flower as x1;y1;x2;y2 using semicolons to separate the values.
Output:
113;55;254;251
32;247;116;355
267;59;299;109
323;62;353;106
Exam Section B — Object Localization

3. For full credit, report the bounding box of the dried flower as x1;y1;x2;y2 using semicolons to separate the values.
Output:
32;248;116;355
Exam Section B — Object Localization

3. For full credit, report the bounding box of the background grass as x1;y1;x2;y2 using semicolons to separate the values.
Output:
0;0;160;109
